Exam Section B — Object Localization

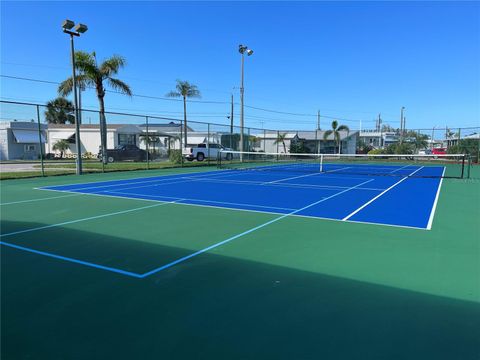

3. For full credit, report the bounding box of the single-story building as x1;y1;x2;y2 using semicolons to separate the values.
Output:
251;130;359;154
46;124;145;158
0;120;47;160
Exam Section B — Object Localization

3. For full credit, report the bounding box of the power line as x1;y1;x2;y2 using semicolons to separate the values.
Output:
1;74;403;125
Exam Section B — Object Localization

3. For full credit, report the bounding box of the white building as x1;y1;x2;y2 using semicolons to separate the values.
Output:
359;130;399;148
46;124;146;158
251;130;359;154
0;120;47;160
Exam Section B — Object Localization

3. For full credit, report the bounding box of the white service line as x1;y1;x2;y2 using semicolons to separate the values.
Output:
426;167;446;230
389;164;414;173
262;172;323;184
0;200;181;238
341;166;425;221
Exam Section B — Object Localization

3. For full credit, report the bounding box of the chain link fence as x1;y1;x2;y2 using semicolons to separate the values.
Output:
1;100;478;178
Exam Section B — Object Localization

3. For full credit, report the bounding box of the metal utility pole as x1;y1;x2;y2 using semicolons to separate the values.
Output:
317;110;321;130
400;106;405;143
238;44;253;160
62;19;88;175
378;113;383;147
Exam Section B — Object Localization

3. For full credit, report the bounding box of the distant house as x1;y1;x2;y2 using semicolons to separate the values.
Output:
0;120;47;160
359;130;399;148
46;124;144;158
251;130;358;154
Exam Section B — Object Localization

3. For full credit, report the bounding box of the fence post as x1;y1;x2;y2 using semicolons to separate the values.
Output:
180;119;184;167
145;116;150;170
263;129;266;152
207;123;210;165
36;105;45;177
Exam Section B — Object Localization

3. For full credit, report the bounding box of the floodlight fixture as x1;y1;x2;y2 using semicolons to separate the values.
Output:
75;23;88;33
62;19;75;30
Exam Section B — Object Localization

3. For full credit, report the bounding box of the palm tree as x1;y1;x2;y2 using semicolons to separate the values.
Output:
274;133;288;153
412;133;429;153
52;139;70;159
45;97;75;124
323;120;349;154
58;51;132;164
166;80;201;148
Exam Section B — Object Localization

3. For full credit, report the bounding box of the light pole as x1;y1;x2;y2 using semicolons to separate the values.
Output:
62;19;87;175
239;44;253;160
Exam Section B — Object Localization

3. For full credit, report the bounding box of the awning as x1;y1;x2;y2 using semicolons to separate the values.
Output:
12;129;46;143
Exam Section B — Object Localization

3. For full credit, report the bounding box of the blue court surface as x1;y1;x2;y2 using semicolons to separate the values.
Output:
40;164;445;230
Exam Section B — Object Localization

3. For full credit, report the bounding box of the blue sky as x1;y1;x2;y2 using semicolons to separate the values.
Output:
1;1;479;131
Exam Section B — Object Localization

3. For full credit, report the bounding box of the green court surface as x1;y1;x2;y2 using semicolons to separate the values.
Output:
1;166;479;359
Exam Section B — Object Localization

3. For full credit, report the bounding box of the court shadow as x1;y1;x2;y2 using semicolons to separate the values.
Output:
1;219;479;360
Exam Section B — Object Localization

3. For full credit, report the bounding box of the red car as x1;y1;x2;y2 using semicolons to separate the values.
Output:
432;148;447;155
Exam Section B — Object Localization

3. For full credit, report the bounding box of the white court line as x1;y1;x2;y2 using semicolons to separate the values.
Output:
0;200;181;238
426;167;446;230
342;166;425;221
389;164;413;173
140;178;374;277
105;190;299;212
263;172;323;184
0;193;83;206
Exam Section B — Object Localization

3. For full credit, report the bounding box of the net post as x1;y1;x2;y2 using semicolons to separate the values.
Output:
461;154;465;179
320;154;324;172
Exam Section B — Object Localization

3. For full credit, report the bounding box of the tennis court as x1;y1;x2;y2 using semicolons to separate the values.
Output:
1;156;479;359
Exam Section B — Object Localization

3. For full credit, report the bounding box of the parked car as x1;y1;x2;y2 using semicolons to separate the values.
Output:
183;143;234;161
98;144;148;163
418;149;432;155
432;147;447;155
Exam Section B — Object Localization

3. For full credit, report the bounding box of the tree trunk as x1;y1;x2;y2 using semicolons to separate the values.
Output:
98;95;108;164
283;141;287;153
183;96;187;149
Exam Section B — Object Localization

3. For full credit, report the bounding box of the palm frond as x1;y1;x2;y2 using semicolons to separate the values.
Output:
187;85;201;98
166;91;181;98
331;120;338;130
58;78;74;96
337;125;349;133
172;79;201;98
107;78;132;96
323;130;333;140
74;51;99;77
100;55;127;77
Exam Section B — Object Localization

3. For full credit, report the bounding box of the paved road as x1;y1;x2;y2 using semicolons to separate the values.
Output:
0;162;74;172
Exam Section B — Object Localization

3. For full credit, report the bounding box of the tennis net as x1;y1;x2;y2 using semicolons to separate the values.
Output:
217;151;469;178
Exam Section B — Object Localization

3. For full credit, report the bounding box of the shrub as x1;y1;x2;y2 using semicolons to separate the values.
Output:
168;149;183;164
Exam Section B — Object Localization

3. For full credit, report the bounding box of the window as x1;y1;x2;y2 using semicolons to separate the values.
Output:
118;134;136;146
24;145;36;152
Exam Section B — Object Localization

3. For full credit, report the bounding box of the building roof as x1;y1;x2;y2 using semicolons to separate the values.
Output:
47;124;132;130
260;130;357;141
139;122;194;132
